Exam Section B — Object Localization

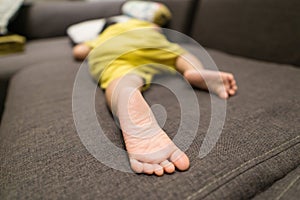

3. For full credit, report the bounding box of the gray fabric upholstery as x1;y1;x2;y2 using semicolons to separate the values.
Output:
0;37;299;199
191;0;300;66
0;80;8;122
0;37;72;80
253;166;300;200
0;37;72;118
1;0;300;199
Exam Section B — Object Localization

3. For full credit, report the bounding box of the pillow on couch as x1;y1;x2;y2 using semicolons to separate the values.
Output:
67;15;130;45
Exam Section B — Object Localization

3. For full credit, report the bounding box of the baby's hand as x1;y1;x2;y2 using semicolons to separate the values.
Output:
73;44;91;61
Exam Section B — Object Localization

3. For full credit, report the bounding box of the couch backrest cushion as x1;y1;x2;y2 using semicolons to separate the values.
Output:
8;1;125;39
191;0;300;66
8;0;195;40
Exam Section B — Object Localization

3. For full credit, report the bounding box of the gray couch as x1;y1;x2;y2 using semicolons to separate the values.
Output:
1;0;299;199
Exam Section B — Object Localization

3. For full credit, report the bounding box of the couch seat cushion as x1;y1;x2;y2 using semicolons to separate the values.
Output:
0;39;299;199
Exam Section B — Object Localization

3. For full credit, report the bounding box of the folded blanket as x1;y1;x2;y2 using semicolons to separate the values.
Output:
0;34;26;55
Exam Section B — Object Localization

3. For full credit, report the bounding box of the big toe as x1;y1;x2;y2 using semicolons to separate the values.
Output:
219;91;229;99
170;149;190;171
216;87;228;99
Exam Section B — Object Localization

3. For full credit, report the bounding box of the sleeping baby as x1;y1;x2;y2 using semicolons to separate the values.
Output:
72;1;237;176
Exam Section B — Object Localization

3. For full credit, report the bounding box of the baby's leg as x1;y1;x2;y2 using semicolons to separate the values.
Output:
105;74;190;176
176;53;238;99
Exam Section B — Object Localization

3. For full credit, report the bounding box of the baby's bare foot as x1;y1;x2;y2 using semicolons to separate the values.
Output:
184;69;238;99
117;89;190;176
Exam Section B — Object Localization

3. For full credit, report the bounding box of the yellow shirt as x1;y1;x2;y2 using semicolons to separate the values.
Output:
86;19;186;90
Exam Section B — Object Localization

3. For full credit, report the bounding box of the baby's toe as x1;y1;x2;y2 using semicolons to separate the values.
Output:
153;164;164;176
143;163;154;174
227;73;234;81
160;160;175;173
229;89;236;95
217;88;229;99
170;149;190;171
231;79;236;85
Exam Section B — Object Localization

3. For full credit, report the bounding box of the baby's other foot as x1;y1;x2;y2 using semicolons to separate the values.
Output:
184;69;238;99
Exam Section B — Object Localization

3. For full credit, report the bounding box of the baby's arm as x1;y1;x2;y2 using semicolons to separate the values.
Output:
73;43;92;61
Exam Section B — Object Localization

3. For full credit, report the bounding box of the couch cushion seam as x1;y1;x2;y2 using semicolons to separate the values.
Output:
275;175;300;200
186;135;300;200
